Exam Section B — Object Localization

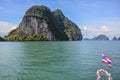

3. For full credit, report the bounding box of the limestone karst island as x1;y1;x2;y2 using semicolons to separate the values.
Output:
4;5;82;41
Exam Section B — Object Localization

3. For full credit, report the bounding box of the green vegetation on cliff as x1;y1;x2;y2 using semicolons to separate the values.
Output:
5;35;48;41
52;9;82;40
0;36;5;41
24;5;51;22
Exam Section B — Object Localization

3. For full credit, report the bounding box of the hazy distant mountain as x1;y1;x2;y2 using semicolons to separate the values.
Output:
5;5;82;41
83;38;91;40
112;37;117;40
118;37;120;40
92;34;109;40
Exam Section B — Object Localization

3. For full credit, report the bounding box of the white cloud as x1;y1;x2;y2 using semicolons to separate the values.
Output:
0;21;17;36
101;25;110;33
83;26;87;31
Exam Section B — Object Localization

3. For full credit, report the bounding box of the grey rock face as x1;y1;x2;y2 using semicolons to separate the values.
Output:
17;17;54;40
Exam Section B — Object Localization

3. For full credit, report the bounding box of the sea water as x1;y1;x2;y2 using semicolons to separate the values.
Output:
0;41;120;80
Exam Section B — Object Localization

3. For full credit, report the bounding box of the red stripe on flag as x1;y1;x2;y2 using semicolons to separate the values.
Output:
102;60;108;64
109;65;112;68
108;64;112;68
104;54;112;62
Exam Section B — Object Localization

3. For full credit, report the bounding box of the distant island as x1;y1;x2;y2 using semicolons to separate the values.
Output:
4;5;82;41
112;37;117;40
83;38;91;40
84;34;120;41
84;34;109;40
112;37;120;40
92;34;109;40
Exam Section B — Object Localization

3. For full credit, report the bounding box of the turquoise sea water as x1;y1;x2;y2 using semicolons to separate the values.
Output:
0;41;120;80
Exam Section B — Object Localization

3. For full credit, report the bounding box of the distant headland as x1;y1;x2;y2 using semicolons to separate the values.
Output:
83;34;120;41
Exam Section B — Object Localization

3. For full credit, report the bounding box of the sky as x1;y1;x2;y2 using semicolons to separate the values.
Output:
0;0;120;39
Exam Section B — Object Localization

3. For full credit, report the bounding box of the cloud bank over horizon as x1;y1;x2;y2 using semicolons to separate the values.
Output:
80;25;120;39
0;21;17;36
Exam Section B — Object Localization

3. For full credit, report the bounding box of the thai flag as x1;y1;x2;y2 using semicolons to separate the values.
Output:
102;53;112;68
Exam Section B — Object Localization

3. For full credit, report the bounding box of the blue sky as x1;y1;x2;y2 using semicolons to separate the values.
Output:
0;0;120;39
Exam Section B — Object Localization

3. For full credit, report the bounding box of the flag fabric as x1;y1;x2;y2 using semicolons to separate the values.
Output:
102;53;112;68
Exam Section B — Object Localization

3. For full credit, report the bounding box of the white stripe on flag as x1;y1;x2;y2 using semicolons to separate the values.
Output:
102;59;108;63
106;58;112;63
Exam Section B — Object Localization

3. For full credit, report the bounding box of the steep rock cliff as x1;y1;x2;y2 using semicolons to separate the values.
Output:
52;9;82;40
6;5;82;41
